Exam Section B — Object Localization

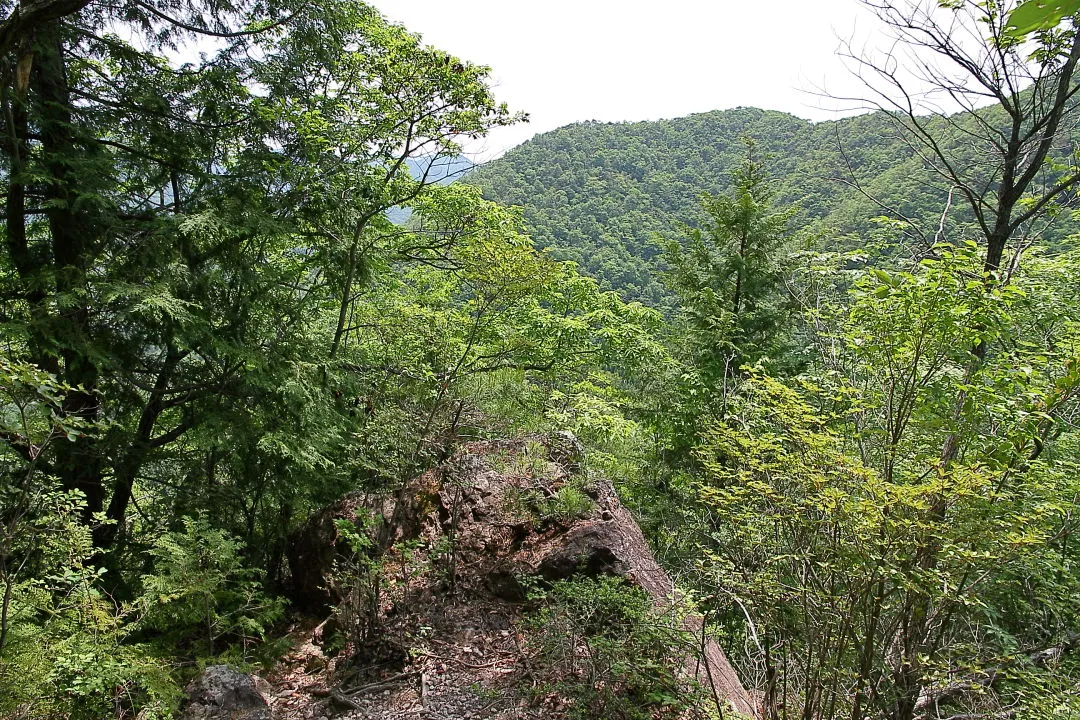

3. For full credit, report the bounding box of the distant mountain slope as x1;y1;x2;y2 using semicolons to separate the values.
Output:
467;107;1074;305
409;154;475;183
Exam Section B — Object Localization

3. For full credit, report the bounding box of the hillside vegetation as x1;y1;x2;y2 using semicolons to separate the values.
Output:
2;1;1080;720
470;105;1079;304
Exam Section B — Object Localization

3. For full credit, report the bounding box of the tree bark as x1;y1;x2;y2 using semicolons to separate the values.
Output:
33;20;104;522
0;0;93;59
94;347;187;548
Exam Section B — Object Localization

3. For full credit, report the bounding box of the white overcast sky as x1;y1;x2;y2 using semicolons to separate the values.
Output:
372;0;889;160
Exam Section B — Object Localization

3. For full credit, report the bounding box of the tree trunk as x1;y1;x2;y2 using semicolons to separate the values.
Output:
34;20;104;523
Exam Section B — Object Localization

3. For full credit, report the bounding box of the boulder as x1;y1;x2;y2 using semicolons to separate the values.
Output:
535;523;631;580
181;665;273;720
286;474;440;612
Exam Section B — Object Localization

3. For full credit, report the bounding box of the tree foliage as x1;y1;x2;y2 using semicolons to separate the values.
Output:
1;1;1079;718
0;0;521;557
470;103;1080;305
660;141;797;377
0;1;665;713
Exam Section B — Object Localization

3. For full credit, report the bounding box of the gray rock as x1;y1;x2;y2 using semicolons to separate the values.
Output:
181;665;273;720
484;567;526;601
545;429;585;474
535;523;631;581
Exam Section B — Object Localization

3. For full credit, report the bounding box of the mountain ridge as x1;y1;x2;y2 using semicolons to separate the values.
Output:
468;104;1073;304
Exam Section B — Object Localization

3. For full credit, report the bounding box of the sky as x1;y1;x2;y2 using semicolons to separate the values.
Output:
372;0;888;160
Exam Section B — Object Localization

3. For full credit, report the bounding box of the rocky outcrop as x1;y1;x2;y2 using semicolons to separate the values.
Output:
528;486;753;716
279;436;756;719
286;475;439;612
442;440;756;718
181;665;274;720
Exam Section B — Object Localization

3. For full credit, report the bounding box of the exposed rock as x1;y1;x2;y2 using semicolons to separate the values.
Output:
518;453;756;718
181;665;273;720
275;434;757;719
286;474;440;612
535;523;630;580
430;436;755;717
484;567;528;601
286;491;388;612
543;429;585;475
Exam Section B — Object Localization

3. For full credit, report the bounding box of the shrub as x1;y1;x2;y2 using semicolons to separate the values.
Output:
0;359;180;719
138;515;283;659
522;576;703;719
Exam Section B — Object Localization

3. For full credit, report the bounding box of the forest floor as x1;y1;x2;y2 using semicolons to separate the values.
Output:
264;600;553;720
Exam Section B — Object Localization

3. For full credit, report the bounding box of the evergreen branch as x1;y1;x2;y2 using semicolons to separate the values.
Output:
129;0;295;40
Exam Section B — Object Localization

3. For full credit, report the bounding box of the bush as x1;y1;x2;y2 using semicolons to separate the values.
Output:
0;486;180;720
327;513;385;657
138;515;283;659
522;576;704;719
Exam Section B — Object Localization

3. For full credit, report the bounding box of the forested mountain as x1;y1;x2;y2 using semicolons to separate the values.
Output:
470;106;1079;304
2;1;1080;719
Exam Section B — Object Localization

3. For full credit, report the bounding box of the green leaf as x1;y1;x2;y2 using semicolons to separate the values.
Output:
871;268;895;286
1003;0;1080;39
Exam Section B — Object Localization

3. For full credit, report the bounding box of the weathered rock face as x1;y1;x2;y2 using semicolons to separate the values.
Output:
286;475;439;612
534;523;630;581
538;511;752;714
280;436;756;720
436;440;757;718
286;490;378;613
181;665;274;720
